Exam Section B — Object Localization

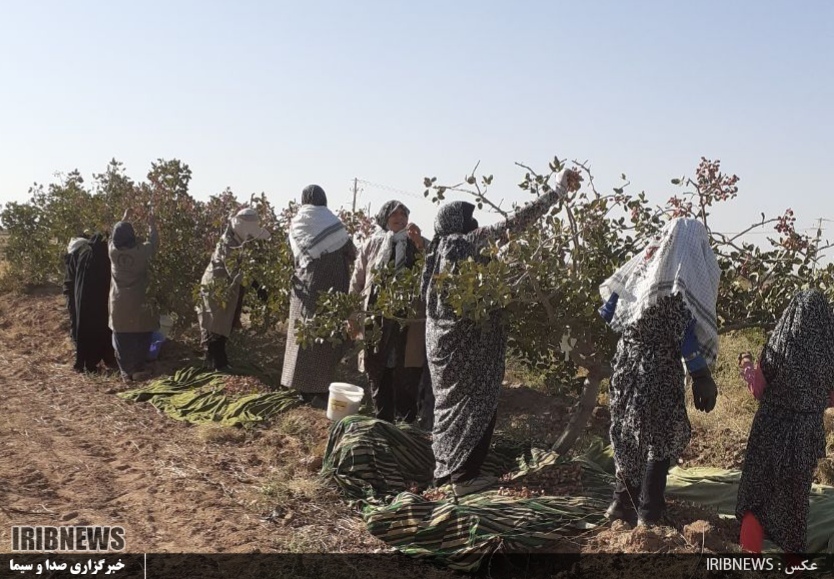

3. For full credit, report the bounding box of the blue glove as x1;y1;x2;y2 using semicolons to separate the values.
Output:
599;293;619;324
682;317;707;373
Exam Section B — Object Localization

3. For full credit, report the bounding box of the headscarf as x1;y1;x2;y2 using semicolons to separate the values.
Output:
599;217;720;364
372;200;413;272
231;208;271;242
434;201;478;236
289;205;350;268
760;289;834;410
301;184;328;207
375;200;409;231
420;201;478;300
88;233;108;255
67;236;89;255
86;233;111;278
112;222;137;250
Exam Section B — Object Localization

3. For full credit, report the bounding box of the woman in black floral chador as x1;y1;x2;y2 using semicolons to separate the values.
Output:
736;290;834;554
598;218;720;526
421;168;580;498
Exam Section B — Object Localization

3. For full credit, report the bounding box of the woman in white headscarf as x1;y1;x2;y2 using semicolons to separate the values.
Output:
598;217;719;526
197;207;271;371
281;185;356;407
349;200;429;424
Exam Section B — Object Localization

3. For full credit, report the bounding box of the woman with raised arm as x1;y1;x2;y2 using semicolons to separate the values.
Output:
108;208;159;382
198;208;271;371
349;200;429;424
421;167;581;498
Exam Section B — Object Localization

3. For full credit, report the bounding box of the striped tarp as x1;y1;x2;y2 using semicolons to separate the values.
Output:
321;416;613;571
118;367;300;426
322;416;834;570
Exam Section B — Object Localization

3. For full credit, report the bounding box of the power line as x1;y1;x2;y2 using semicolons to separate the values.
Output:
355;178;425;200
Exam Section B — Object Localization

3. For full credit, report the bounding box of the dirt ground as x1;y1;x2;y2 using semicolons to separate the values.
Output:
0;290;384;555
0;289;755;568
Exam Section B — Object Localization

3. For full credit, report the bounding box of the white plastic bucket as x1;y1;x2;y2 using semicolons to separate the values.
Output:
159;314;174;338
326;382;364;422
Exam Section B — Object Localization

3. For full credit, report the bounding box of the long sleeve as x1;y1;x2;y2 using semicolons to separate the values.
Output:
349;240;370;298
681;317;708;373
466;184;567;247
63;254;77;339
343;239;358;269
62;254;75;299
599;293;619;324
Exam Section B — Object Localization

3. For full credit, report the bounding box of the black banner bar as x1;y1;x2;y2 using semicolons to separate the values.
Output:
2;553;833;578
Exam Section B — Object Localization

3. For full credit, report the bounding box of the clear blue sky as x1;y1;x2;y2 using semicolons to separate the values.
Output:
1;1;832;238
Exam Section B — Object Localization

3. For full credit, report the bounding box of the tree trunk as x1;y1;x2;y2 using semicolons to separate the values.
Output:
551;373;602;455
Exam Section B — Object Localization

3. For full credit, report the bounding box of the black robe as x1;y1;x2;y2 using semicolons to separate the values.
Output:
63;234;116;372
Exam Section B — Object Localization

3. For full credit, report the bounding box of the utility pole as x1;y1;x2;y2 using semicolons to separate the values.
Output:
813;217;824;274
352;178;358;213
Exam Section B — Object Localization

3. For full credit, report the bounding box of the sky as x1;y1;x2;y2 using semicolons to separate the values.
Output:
1;1;832;241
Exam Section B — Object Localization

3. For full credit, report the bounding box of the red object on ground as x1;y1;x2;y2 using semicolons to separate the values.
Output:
740;511;764;553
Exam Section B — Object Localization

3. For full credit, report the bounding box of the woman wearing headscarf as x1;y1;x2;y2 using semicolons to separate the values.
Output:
198;208;271;371
349;200;429;423
735;290;834;554
598;217;719;526
422;168;581;497
63;233;117;372
109;208;159;381
281;185;356;408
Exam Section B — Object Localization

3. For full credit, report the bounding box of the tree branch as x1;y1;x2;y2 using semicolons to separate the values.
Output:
526;263;557;322
513;161;542;179
442;183;509;218
572;159;601;198
719;321;776;334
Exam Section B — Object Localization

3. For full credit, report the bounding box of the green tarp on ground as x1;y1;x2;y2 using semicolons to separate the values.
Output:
666;467;834;554
322;415;834;571
117;367;300;426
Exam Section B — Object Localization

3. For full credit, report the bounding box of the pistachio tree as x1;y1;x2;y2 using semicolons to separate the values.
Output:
297;156;834;453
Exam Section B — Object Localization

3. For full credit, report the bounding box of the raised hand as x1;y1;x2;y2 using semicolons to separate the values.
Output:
406;223;424;249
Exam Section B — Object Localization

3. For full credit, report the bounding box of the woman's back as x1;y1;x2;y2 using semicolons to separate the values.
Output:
760;290;834;414
109;224;158;333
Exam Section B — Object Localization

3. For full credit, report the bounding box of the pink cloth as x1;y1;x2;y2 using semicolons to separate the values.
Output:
740;360;767;400
829;390;834;408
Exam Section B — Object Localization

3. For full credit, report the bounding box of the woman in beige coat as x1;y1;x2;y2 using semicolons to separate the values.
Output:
350;200;428;423
197;208;271;371
108;208;159;381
